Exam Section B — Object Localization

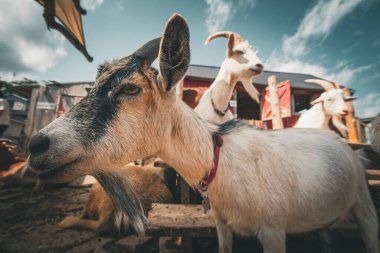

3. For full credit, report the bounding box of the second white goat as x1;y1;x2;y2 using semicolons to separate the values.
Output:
294;79;355;137
194;32;263;124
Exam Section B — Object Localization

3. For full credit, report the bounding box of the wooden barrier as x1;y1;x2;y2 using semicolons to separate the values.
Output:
146;204;216;238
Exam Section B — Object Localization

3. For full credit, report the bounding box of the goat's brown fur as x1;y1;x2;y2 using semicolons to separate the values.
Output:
58;165;173;234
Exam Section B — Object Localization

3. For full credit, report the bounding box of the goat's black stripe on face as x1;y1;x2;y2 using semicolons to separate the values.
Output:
67;56;143;145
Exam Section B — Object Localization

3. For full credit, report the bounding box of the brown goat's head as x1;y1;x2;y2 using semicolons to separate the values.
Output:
28;14;190;183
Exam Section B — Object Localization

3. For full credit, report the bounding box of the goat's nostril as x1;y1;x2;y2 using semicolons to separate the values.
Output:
29;134;50;155
250;64;263;73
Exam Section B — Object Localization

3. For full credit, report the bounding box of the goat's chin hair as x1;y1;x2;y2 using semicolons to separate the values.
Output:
94;169;147;235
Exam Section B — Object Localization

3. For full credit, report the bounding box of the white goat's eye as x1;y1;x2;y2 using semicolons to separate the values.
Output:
123;84;142;96
235;50;244;55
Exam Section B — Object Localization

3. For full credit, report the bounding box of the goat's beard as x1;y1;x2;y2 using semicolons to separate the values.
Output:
95;169;147;235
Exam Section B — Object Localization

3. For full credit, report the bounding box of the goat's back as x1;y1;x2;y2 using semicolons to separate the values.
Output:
212;126;365;234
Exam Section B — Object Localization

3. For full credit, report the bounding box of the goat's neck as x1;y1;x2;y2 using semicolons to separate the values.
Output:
309;103;331;128
158;99;214;187
210;65;238;112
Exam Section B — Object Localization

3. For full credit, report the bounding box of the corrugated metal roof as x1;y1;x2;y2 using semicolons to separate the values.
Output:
186;64;334;92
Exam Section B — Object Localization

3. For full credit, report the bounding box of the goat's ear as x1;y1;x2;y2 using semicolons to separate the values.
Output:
310;95;324;105
158;13;190;92
227;33;235;58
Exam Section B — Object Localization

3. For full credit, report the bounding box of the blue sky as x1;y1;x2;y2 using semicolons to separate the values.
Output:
0;0;379;118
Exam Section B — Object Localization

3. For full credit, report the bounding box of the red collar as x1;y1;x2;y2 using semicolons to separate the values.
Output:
197;132;223;192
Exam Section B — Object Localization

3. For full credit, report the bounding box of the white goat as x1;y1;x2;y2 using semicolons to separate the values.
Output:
294;79;355;137
194;32;263;124
28;14;378;253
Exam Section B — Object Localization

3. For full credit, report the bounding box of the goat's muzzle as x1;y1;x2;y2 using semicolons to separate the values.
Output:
340;110;348;117
27;131;83;182
250;63;263;74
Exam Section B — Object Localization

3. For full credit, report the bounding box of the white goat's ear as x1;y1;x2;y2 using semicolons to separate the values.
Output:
158;13;190;92
227;33;235;58
310;96;323;105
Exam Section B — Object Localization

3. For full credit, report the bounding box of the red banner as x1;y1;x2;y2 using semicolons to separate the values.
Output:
261;80;292;121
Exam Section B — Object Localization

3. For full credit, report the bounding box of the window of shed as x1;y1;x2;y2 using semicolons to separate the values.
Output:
293;94;311;114
237;90;261;120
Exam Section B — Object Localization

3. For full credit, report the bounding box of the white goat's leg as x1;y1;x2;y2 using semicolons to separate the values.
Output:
215;220;233;253
352;187;379;253
257;227;286;253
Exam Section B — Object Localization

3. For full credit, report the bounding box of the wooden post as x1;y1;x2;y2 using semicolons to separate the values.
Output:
343;88;360;143
267;75;283;129
180;178;193;253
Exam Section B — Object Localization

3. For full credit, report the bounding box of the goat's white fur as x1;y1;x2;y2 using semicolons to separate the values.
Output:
294;79;354;137
194;32;262;124
159;99;378;253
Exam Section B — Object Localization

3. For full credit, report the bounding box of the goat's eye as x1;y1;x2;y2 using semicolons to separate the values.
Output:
235;50;244;55
123;84;142;96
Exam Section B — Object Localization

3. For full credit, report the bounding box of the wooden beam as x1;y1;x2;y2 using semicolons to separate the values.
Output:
267;75;283;129
180;178;193;253
146;204;217;237
343;88;360;143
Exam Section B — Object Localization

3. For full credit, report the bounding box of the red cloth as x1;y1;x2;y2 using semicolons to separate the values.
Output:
261;80;292;121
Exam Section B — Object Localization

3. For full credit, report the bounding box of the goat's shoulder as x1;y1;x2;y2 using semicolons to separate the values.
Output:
217;119;255;135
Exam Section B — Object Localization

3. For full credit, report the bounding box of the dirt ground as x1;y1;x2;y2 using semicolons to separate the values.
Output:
0;179;377;253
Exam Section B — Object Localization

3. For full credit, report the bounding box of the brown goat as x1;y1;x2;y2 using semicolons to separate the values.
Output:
58;165;174;234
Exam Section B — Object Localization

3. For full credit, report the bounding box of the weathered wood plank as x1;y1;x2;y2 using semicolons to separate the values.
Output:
348;142;372;150
146;204;216;237
267;75;283;129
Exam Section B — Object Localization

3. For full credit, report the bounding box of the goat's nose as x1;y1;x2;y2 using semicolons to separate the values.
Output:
252;63;263;73
29;134;50;155
341;109;348;116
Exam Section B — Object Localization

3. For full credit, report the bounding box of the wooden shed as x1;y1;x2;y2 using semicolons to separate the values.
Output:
6;82;93;153
182;65;342;128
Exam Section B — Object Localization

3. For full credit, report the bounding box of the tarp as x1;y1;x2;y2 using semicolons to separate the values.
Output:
36;0;93;62
261;80;292;121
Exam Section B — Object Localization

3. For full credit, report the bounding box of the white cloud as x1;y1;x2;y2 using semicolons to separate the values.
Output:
267;0;371;87
332;64;372;84
354;92;380;118
267;50;372;86
205;0;233;34
282;0;364;58
81;0;104;11
0;0;67;77
205;0;257;34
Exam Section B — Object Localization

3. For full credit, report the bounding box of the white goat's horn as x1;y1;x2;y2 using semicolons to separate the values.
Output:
204;31;244;45
304;79;335;91
332;82;341;89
